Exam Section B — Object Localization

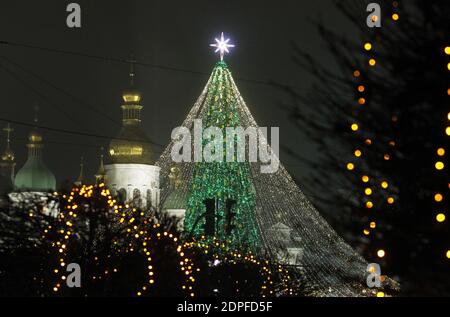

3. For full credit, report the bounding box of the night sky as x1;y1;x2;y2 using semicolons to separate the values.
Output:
0;0;354;189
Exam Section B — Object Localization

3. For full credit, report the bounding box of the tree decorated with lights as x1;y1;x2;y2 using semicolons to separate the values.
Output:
1;181;296;297
157;33;399;296
282;0;450;295
184;34;260;252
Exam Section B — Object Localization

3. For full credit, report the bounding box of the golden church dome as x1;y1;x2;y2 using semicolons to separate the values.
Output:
1;147;14;162
28;130;43;143
122;89;142;103
108;57;154;165
109;125;154;165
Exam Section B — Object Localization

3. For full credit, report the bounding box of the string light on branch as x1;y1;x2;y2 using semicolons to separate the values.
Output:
434;193;443;202
436;213;446;223
435;161;445;170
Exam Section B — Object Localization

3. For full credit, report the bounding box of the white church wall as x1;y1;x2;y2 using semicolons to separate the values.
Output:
104;163;160;209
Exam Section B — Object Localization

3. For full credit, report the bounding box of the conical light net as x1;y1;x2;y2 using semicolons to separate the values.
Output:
156;61;393;296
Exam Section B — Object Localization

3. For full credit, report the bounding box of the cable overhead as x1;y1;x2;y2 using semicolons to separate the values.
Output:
0;54;163;149
0;60;84;129
0;39;355;96
0;54;122;129
0;116;165;150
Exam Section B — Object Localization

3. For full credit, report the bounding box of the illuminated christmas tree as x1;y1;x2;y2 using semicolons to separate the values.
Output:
157;33;398;296
184;60;261;252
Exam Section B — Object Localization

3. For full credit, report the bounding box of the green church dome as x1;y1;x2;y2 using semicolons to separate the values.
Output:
14;156;56;192
14;121;56;192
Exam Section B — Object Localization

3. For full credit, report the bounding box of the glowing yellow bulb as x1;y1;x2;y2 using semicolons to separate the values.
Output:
358;85;365;92
369;59;376;66
364;43;372;51
351;123;359;131
392;13;399;21
365;188;373;196
434;193;443;202
435;161;445;170
436;213;446;223
381;181;389;189
446;127;450;135
366;201;374;209
377;291;385;297
387;197;395;204
384;154;390;161
363;229;370;235
377;249;386;258
448;63;450;71
446;250;450;259
437;148;445;156
354;149;362;157
445;47;450;55
347;163;355;171
370;222;376;229
362;175;370;183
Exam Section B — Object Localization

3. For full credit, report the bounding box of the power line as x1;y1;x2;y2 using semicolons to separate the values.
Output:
0;54;124;129
0;59;84;129
0;54;165;149
0;39;353;96
0;116;165;151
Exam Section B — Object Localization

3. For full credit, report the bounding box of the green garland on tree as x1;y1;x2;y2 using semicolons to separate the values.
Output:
184;61;261;253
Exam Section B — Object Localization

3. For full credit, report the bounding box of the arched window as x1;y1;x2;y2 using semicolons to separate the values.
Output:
146;189;152;208
118;188;127;203
131;188;142;208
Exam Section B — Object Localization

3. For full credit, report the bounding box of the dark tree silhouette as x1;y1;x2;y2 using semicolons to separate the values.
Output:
280;0;450;295
0;184;301;297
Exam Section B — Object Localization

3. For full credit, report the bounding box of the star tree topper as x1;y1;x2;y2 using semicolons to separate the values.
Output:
210;32;235;61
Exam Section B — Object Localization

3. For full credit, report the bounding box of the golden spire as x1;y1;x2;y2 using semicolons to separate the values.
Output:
129;54;136;87
95;147;106;183
27;104;43;157
108;55;153;165
121;55;143;125
74;156;84;186
1;123;15;162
